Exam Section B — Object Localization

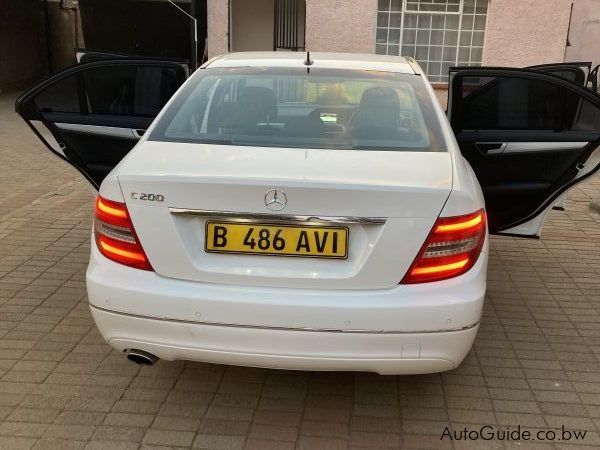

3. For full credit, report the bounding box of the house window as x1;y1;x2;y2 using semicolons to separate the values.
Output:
376;0;488;82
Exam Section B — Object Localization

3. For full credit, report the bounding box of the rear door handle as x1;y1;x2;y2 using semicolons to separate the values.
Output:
475;142;507;155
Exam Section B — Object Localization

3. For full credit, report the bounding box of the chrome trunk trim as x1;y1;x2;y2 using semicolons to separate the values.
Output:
169;208;387;225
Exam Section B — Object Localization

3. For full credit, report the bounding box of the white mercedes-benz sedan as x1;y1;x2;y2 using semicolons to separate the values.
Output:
17;53;600;374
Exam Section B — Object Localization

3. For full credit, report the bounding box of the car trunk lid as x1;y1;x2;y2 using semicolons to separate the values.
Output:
116;142;452;289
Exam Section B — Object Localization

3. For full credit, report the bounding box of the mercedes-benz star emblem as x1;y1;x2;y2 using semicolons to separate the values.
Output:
264;189;287;211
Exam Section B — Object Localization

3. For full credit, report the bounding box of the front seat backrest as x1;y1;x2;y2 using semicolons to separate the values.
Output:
349;86;401;140
233;86;277;128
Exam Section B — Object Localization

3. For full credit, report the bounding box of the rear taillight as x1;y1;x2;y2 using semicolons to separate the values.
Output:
401;209;486;284
94;196;153;271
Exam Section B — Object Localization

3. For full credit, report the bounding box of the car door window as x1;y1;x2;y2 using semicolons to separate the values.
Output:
458;76;580;131
529;63;590;87
35;76;81;113
547;69;582;84
83;66;183;117
575;97;600;131
33;65;184;118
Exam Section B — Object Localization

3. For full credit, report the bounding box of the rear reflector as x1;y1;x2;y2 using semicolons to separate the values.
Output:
401;209;486;284
94;196;153;271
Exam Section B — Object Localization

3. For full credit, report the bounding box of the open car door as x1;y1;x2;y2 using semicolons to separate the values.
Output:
16;59;188;189
448;67;600;237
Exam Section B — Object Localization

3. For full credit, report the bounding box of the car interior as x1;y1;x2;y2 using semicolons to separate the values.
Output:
160;74;440;153
210;85;416;141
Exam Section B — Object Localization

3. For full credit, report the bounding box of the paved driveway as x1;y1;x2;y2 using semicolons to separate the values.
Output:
1;91;599;450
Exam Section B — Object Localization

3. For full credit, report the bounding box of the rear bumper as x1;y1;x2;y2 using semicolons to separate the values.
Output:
87;243;487;333
91;306;479;375
87;243;486;374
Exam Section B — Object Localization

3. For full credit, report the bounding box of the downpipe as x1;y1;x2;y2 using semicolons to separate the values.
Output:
126;349;159;365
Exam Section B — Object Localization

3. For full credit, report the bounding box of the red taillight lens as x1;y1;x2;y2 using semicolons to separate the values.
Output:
401;209;486;284
94;196;153;271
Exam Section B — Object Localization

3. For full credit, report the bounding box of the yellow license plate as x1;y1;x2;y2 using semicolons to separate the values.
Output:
205;222;348;259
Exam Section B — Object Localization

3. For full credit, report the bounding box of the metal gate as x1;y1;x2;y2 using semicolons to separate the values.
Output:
274;0;304;51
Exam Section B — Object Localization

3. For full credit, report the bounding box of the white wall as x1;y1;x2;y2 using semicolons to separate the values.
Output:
231;0;275;52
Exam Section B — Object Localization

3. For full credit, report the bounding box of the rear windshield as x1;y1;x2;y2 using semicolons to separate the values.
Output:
150;67;446;152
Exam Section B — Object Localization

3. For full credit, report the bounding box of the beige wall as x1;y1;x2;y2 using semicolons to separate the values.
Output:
209;0;575;63
483;0;571;67
231;0;274;51
304;0;377;53
207;0;229;58
566;0;600;69
208;0;376;57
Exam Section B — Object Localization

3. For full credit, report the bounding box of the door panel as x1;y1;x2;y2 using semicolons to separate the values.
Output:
16;60;188;189
48;119;145;185
448;68;600;236
454;130;591;231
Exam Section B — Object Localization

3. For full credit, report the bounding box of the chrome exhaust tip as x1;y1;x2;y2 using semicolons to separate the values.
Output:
126;349;158;365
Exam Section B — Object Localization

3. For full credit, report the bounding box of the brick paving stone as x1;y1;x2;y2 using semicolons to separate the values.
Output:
244;439;294;450
198;418;250;436
92;426;146;443
192;434;246;450
84;442;138;450
32;438;87;450
143;429;196;447
2;86;600;450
